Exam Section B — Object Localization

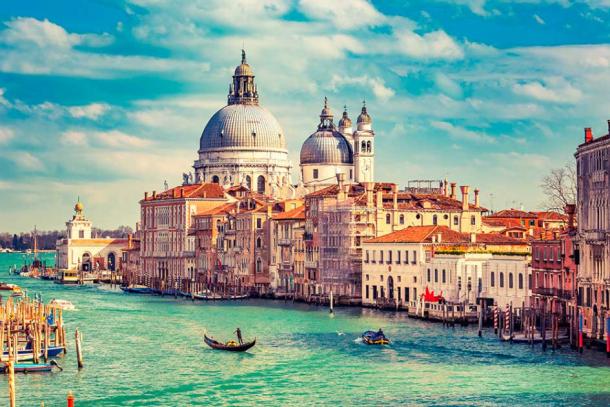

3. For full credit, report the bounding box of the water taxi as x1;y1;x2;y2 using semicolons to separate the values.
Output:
55;269;79;285
0;282;22;295
50;299;76;311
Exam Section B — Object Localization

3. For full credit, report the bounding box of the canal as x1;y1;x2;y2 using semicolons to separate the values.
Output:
1;253;610;406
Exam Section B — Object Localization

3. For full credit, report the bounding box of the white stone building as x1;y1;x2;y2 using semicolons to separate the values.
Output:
56;199;128;272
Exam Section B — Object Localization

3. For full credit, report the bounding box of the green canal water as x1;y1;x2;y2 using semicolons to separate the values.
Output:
1;253;610;406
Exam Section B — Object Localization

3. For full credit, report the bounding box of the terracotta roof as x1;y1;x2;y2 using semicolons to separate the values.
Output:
365;225;526;245
532;211;568;221
194;202;237;217
144;183;225;201
273;205;305;220
486;209;537;219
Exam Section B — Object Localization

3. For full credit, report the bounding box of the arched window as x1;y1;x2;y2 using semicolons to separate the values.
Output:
432;215;438;225
256;237;262;248
434;269;438;282
518;273;524;289
491;272;495;287
361;141;366;152
399;214;405;224
212;175;219;184
442;269;446;283
366;141;371;152
257;175;265;194
386;213;391;224
470;215;476;225
500;272;504;288
107;252;116;271
453;215;458;226
509;273;514;289
256;257;262;273
245;175;252;190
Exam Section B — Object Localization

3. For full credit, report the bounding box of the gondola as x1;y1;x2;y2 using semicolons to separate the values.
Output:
362;330;390;345
120;285;153;295
204;334;256;352
1;360;62;374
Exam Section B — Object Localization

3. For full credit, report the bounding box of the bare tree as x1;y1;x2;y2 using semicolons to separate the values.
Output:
540;162;576;211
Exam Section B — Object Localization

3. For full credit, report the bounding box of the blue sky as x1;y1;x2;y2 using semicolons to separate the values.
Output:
1;0;610;233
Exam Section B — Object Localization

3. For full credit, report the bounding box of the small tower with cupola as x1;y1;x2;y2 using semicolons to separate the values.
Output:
66;197;92;240
353;101;375;183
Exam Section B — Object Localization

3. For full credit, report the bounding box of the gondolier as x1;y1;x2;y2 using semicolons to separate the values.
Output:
235;327;243;345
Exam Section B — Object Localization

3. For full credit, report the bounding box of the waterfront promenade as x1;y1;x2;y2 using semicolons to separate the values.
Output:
1;253;609;406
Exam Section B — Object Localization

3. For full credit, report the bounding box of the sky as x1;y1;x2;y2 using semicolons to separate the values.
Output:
1;0;610;233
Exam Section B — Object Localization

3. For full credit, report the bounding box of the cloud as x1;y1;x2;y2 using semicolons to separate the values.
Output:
394;29;464;60
60;131;87;146
95;130;152;148
533;14;546;24
489;151;551;170
68;103;109;120
298;0;386;29
431;121;496;143
434;73;463;98
329;74;395;101
9;151;44;171
0;126;14;144
512;79;582;103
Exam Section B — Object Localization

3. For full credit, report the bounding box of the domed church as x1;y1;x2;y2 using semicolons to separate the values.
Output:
299;98;375;191
194;51;293;197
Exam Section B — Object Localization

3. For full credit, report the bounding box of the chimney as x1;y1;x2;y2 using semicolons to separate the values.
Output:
436;233;442;243
460;185;470;211
474;188;480;208
144;192;148;200
365;182;374;208
470;233;476;243
585;127;593;143
376;190;383;209
450;182;457;200
337;173;347;201
180;188;184;198
127;233;133;249
392;184;398;210
565;204;576;231
152;190;157;199
443;178;448;197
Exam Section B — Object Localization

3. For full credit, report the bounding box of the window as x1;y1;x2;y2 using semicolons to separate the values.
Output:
380;275;384;282
373;286;378;299
427;268;431;282
509;273;514;289
350;169;353;179
256;257;262;273
518;273;524;289
405;287;410;302
396;251;401;264
386;213;391;224
453;216;458;226
380;251;384;263
380;286;385;298
366;274;369;281
256;218;262;229
388;251;392;264
404;251;409;264
256;237;262;248
491;272;495;287
212;175;219;183
313;169;319;179
442;269;446;284
412;251;417;264
257;175;265;193
432;215;438;225
365;250;369;263
367;141;371;152
470;215;476;226
372;250;376;263
245;175;252;190
79;230;84;239
366;285;369;299
500;272;504;288
400;214;405;224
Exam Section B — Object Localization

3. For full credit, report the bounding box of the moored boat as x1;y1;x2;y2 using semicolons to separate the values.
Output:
55;269;80;285
204;334;256;352
362;330;390;345
50;299;76;311
193;290;224;300
1;360;62;374
2;346;64;362
0;282;22;295
120;285;153;294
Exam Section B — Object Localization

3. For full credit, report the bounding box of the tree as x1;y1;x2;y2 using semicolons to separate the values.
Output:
540;162;576;212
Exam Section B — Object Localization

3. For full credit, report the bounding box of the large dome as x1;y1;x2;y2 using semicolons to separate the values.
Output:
300;130;353;165
199;104;287;151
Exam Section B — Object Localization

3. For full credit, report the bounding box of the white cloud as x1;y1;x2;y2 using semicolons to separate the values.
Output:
9;152;44;171
431;121;496;143
68;103;109;120
533;14;546;24
512;79;582;103
434;73;463;98
95;130;152;148
0;126;14;144
60;130;87;146
298;0;386;29
329;74;395;101
490;151;551;170
394;29;464;60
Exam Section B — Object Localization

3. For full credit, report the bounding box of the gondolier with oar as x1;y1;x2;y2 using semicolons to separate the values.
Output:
235;327;243;345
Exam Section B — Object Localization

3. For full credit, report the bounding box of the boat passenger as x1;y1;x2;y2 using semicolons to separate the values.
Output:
235;327;243;345
377;328;384;337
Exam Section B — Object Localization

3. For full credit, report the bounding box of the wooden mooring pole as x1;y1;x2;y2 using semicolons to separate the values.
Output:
75;328;84;369
478;298;483;337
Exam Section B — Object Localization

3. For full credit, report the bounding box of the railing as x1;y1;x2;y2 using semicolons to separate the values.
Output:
304;260;318;269
277;238;292;246
533;287;572;300
584;230;606;241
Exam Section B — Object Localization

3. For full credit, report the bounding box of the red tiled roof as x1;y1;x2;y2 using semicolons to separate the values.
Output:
145;183;226;201
365;225;526;245
532;211;568;221
273;205;305;220
486;209;537;219
194;202;237;217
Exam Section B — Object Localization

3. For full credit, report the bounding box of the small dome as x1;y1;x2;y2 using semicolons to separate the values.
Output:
338;107;352;128
74;199;84;213
234;63;253;77
300;130;353;165
357;104;371;125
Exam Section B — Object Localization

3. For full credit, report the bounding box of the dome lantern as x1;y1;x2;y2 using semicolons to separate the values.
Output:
228;49;258;105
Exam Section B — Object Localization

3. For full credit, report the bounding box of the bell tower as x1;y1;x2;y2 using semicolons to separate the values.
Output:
354;101;374;183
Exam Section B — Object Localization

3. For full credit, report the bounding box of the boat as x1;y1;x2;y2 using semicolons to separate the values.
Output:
0;282;22;293
120;285;154;294
193;290;224;300
2;346;64;362
50;299;76;311
362;330;390;345
55;269;80;285
1;360;62;374
204;334;256;352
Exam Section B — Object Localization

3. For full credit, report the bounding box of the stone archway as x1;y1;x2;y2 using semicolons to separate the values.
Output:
107;252;116;271
82;252;92;271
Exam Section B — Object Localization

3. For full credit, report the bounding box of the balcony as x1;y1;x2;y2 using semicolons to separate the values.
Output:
533;287;572;300
584;230;606;242
278;238;292;246
305;260;318;269
303;232;313;241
